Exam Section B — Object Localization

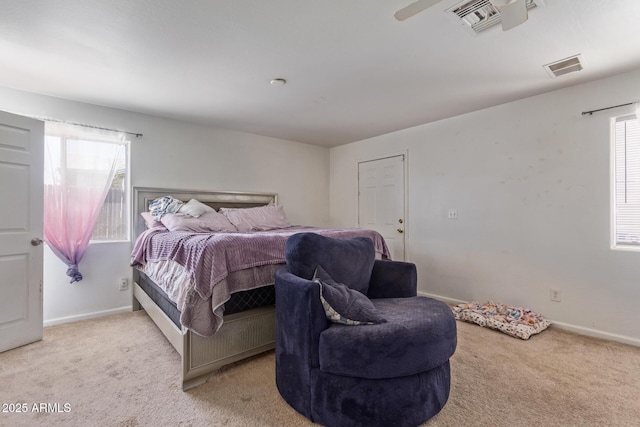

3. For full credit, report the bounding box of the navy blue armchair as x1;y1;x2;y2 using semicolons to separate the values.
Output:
275;233;457;427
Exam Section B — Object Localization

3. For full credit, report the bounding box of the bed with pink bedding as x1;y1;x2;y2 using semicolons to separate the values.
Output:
131;225;389;336
130;187;390;390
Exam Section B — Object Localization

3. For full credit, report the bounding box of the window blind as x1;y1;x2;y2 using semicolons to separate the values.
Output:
614;116;640;245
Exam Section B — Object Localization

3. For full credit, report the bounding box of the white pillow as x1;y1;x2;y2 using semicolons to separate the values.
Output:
178;199;215;218
219;205;291;232
160;211;237;232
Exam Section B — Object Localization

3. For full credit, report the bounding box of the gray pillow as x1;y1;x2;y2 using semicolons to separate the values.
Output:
313;266;386;325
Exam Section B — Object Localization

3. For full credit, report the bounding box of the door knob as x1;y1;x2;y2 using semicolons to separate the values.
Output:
397;228;404;233
31;238;43;246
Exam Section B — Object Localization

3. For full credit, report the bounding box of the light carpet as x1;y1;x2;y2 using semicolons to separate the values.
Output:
1;311;639;426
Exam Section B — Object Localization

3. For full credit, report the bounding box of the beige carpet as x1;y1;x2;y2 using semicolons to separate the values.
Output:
1;311;639;427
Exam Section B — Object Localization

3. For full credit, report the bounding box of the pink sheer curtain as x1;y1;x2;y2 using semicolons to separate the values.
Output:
44;123;125;283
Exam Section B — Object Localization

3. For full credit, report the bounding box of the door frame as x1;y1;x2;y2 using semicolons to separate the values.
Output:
356;150;409;261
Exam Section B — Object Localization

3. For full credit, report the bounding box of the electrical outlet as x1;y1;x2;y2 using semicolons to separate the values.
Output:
447;209;458;219
550;288;561;302
119;278;129;291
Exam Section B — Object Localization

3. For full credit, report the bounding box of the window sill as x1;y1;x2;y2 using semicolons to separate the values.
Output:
611;244;640;252
88;239;131;245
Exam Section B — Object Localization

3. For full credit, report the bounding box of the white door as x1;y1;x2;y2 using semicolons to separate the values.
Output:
0;111;44;353
358;155;405;261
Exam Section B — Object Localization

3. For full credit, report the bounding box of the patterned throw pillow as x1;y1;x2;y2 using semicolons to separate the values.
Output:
312;266;386;326
149;195;184;220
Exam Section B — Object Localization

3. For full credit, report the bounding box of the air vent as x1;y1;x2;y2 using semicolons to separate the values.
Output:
543;55;584;78
447;0;540;34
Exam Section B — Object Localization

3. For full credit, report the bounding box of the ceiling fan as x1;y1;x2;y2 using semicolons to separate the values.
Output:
394;0;529;31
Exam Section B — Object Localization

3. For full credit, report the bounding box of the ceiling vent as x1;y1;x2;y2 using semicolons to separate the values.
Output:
543;54;584;78
446;0;541;34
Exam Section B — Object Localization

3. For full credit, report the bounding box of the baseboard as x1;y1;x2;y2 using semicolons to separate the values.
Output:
44;306;133;328
548;321;640;347
418;291;466;306
418;291;640;348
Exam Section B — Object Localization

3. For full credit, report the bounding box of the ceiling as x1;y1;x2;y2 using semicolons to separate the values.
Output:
2;0;640;147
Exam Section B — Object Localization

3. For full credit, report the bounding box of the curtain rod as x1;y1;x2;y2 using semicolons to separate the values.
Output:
30;115;143;137
581;102;636;116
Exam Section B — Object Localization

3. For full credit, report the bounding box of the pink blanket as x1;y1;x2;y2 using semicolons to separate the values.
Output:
131;226;390;301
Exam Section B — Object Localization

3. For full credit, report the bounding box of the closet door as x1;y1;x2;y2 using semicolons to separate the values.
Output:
358;155;406;261
0;110;44;353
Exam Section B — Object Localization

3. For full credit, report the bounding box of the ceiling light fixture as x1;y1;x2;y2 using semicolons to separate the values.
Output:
270;78;287;86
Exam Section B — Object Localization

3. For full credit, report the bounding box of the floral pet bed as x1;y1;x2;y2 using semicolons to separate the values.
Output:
451;301;552;340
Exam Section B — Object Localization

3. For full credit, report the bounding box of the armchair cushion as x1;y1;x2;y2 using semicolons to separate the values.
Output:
318;297;457;379
285;232;375;294
313;266;387;325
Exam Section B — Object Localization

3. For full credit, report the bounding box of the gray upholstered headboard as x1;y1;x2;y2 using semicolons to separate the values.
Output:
131;187;278;241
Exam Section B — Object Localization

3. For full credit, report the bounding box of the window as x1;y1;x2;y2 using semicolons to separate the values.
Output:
613;115;640;247
44;123;129;242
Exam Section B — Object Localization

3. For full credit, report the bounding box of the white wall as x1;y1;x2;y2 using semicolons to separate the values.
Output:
330;68;640;345
0;86;330;325
5;66;640;344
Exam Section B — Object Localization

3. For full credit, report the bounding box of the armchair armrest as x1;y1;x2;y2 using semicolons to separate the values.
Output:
275;267;329;418
275;268;329;361
367;260;417;299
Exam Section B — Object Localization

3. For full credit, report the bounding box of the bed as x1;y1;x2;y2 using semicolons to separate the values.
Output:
130;187;390;390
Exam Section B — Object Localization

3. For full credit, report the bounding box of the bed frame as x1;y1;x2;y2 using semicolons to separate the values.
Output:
131;187;278;390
